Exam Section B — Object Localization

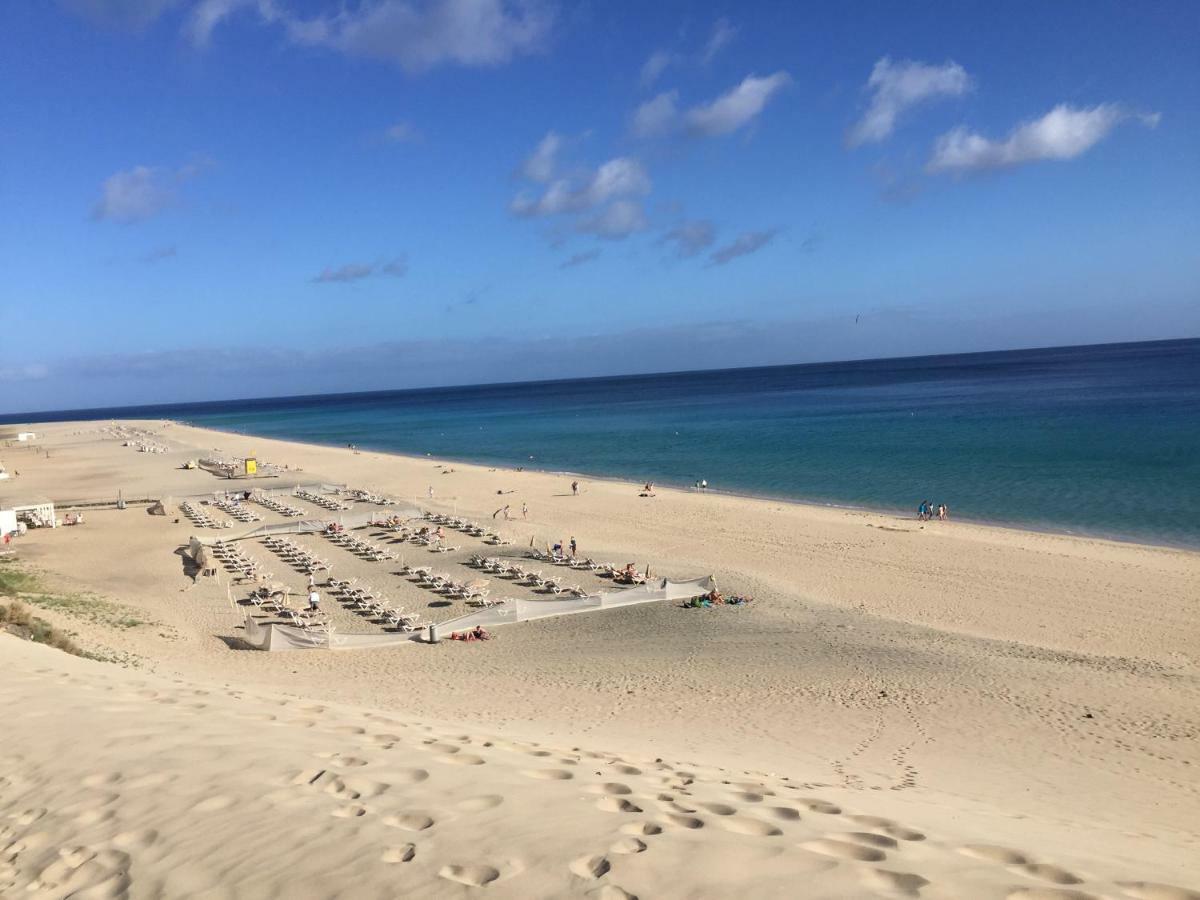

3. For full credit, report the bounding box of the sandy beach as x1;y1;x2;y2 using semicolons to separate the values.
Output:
2;419;1198;899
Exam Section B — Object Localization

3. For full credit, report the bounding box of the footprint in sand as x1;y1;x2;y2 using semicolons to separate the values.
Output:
596;797;642;814
845;832;899;849
522;769;574;780
392;768;430;784
958;845;1029;865
383;813;435;831
1006;890;1098;900
700;803;737;816
440;864;501;887
610;838;647;855
332;804;367;818
82;772;123;788
1117;883;1200;900
798;798;841;815
620;822;663;837
612;765;642;776
663;814;704;830
437;753;485;766
75;807;115;826
584;783;633;796
569;854;611;879
382;844;416;863
801;838;887;862
1011;863;1083;885
860;868;930;897
767;807;802;821
848;815;925;841
720;817;782;837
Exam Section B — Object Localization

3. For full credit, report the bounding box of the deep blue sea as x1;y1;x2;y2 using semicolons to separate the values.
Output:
6;339;1199;547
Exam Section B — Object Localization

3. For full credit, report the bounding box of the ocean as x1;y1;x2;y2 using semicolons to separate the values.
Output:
6;339;1199;547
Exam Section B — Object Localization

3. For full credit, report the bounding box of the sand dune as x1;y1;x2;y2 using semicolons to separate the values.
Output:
5;637;1199;900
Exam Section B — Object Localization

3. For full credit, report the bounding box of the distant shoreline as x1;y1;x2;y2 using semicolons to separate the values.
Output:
147;417;1200;555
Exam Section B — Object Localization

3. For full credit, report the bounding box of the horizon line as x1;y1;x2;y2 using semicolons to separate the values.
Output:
3;334;1196;423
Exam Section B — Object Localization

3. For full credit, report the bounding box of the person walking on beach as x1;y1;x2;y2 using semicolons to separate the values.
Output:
918;500;928;521
521;502;528;520
427;485;434;499
571;480;579;496
569;536;577;558
308;589;320;613
939;503;949;521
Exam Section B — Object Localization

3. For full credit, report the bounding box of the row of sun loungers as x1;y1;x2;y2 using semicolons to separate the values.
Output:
525;549;649;584
252;493;307;517
212;541;272;582
346;488;400;505
246;588;334;636
324;530;399;562
326;578;424;631
463;556;589;597
295;489;350;511
181;500;231;529
213;497;261;522
261;536;330;573
395;564;498;605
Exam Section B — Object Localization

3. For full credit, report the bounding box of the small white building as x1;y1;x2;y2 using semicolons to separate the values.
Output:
16;432;36;442
3;499;56;529
0;508;17;537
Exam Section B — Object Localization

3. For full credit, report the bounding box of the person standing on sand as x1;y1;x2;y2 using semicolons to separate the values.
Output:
427;485;434;499
571;480;579;496
308;589;320;612
569;536;577;558
521;502;528;519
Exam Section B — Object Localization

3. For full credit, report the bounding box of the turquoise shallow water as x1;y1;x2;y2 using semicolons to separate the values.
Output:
7;339;1199;547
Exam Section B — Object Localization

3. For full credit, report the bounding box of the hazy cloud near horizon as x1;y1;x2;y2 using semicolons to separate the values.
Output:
5;304;1197;415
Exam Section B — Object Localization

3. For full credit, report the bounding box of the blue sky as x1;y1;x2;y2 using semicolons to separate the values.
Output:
1;0;1197;412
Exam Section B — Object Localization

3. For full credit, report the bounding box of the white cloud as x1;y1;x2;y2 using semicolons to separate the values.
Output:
701;17;737;64
189;0;555;72
520;131;562;182
709;228;779;265
660;220;715;258
632;73;790;140
927;103;1157;173
684;71;790;137
847;57;971;147
576;199;648;240
91;163;206;223
512;156;650;217
631;91;680;138
639;49;678;88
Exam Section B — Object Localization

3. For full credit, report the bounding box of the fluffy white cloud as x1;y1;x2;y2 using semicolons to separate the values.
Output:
660;220;715;258
684;72;790;137
632;73;790;139
631;91;680;138
519;131;562;182
511;156;650;217
91;162;209;224
847;57;970;147
709;228;778;265
186;0;554;71
927;104;1157;173
576;199;648;240
701;17;737;64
